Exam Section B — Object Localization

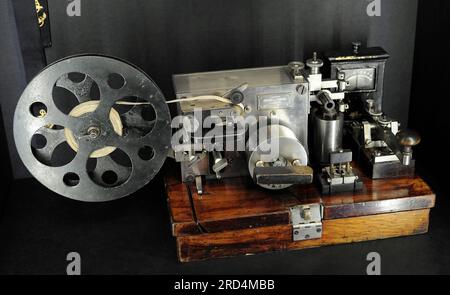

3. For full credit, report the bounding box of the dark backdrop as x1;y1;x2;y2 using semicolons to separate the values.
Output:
409;0;450;187
1;0;450;275
0;0;43;180
1;0;418;179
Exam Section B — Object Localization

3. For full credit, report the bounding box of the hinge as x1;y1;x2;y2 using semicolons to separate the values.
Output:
290;203;323;241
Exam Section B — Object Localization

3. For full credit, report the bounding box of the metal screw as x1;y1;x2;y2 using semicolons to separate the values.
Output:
297;85;306;95
292;159;302;167
87;126;100;139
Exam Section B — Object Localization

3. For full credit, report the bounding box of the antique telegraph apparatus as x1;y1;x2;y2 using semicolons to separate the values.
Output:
13;43;420;201
172;42;419;195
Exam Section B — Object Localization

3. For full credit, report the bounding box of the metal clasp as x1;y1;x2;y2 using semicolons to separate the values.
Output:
290;203;323;241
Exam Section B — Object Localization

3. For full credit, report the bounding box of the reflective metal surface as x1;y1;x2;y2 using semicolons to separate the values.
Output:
313;110;343;164
247;124;308;190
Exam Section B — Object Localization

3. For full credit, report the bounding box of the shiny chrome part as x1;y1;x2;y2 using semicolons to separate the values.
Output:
312;110;344;164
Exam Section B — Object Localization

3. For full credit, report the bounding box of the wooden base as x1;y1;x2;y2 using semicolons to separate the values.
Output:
177;209;429;262
165;165;435;262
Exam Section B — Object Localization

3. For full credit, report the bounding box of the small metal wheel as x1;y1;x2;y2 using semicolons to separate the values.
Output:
14;55;171;202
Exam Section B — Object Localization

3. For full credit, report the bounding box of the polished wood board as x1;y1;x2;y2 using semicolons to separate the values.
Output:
164;165;435;262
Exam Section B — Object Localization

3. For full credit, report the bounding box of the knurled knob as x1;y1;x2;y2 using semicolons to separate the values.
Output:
306;52;324;68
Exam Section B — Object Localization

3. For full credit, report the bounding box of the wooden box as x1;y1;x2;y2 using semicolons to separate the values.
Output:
165;166;435;262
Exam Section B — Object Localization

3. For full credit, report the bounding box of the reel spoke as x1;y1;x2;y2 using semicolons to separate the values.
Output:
56;74;95;103
120;110;156;139
33;127;67;164
94;84;130;124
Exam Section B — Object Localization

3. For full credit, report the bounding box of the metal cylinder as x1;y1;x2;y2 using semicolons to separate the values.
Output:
246;124;308;190
313;110;344;164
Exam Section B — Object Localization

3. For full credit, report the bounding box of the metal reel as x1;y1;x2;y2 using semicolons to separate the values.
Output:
13;55;171;202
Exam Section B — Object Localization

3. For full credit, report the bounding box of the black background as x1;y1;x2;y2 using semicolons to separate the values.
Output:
1;0;449;275
2;0;418;179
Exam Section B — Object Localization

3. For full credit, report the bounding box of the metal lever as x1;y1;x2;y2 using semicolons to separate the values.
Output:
253;166;313;185
187;151;207;168
212;151;228;179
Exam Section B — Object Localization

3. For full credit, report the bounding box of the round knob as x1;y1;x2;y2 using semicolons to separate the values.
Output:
397;129;421;147
288;61;305;70
306;52;324;67
288;61;305;77
306;52;323;75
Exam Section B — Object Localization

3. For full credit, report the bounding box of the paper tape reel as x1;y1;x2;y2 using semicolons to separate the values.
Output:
13;55;171;202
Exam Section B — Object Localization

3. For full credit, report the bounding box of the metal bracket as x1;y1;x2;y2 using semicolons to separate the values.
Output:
290;204;323;241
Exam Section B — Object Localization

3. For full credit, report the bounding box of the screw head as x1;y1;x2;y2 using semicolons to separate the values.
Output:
87;126;100;139
297;85;307;95
230;91;244;104
256;160;265;167
292;159;302;167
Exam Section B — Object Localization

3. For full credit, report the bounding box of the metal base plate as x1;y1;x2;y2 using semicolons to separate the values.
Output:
318;173;364;195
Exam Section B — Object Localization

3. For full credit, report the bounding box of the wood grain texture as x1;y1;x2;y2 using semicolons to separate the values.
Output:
166;182;194;223
165;167;435;236
165;164;435;262
188;175;434;222
177;209;430;262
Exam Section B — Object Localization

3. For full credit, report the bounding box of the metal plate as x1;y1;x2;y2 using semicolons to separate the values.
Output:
14;55;171;202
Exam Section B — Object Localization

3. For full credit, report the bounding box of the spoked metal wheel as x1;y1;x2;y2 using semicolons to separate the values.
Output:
14;55;171;202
